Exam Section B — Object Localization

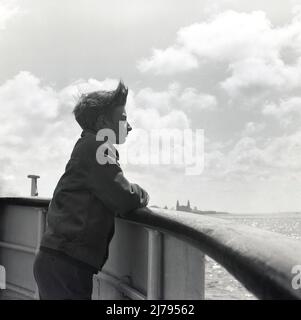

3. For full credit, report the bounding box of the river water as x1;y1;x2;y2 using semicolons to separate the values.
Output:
205;212;301;300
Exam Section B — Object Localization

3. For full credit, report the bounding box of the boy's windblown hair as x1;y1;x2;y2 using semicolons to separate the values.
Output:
73;80;128;130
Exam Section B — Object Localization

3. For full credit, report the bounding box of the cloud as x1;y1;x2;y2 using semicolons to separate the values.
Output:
242;121;266;136
204;130;301;183
0;1;22;30
179;87;217;112
138;10;280;73
263;96;301;124
177;11;280;62
263;131;301;171
221;57;301;96
134;82;217;115
134;84;178;114
138;9;301;97
137;47;198;75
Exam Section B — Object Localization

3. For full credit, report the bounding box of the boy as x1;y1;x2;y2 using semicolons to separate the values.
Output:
33;80;149;300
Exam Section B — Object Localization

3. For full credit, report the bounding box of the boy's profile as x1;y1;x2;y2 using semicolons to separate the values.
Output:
33;80;149;300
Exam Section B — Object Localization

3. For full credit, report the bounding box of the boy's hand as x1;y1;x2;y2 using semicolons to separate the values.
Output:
133;184;149;207
140;187;149;207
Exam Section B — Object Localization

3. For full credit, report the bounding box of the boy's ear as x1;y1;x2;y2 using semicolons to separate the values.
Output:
95;115;104;130
96;114;112;129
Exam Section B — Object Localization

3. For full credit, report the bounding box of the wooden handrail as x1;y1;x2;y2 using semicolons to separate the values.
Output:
1;196;301;299
126;207;301;299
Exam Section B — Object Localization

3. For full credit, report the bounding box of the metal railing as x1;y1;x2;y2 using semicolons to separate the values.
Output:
1;196;301;300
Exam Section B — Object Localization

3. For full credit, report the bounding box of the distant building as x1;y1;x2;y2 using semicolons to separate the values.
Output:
176;200;192;212
176;200;228;215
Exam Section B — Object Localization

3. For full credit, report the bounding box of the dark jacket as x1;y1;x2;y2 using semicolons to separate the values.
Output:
40;129;146;270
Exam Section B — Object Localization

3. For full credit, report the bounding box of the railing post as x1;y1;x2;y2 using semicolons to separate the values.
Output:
199;253;205;300
34;208;46;300
146;228;162;300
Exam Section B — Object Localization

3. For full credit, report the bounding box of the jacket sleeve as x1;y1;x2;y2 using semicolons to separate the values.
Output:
89;155;147;217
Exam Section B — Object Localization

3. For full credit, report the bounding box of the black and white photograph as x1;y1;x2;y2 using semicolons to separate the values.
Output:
0;0;301;308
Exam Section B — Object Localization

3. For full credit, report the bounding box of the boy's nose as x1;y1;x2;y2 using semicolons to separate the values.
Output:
127;122;132;133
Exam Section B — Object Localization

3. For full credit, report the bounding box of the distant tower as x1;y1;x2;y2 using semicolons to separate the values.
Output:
176;200;192;212
187;200;191;210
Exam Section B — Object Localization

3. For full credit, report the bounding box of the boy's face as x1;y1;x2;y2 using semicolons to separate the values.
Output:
99;105;132;144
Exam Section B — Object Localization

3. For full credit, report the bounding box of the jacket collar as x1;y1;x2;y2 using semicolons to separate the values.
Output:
81;129;120;162
81;128;97;137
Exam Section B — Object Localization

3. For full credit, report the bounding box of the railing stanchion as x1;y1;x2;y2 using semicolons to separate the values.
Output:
146;228;162;300
34;208;46;300
200;253;206;299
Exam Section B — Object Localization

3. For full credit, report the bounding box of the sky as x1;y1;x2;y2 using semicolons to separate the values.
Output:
1;0;301;213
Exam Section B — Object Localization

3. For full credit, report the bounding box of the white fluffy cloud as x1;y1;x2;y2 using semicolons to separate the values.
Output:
221;57;301;96
138;9;301;97
0;1;22;30
205;130;301;182
137;47;198;75
179;87;217;112
134;82;217;115
263;96;301;126
242;122;266;136
178;11;280;62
